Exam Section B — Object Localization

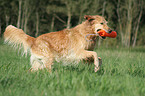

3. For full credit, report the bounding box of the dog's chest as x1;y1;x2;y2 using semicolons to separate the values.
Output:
85;36;97;50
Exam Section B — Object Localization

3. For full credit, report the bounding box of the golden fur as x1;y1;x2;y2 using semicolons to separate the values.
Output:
4;15;112;72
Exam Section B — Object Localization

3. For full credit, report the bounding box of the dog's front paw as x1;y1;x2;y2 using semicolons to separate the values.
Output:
94;67;100;72
94;57;102;72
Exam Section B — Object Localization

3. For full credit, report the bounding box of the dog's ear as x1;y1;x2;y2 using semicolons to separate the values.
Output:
84;15;95;21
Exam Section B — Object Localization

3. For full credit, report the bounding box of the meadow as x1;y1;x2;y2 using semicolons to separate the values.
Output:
0;40;145;96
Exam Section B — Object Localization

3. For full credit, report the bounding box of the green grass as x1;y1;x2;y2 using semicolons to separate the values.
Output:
0;41;145;96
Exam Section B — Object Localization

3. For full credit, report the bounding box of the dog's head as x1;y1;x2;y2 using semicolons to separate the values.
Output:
84;15;112;39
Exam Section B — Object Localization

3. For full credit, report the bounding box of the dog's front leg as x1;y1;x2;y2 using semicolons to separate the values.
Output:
78;50;100;72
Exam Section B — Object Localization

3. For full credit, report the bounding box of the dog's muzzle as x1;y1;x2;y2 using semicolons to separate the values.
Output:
96;29;106;39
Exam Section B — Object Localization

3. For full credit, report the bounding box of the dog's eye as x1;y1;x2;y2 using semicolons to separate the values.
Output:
100;23;104;25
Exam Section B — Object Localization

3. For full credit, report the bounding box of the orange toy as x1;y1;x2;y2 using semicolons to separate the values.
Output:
97;29;117;38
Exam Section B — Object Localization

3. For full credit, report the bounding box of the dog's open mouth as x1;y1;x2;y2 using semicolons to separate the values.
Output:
96;29;106;39
100;36;106;39
97;29;117;39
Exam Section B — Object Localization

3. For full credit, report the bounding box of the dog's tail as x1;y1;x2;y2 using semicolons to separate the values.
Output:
4;25;35;55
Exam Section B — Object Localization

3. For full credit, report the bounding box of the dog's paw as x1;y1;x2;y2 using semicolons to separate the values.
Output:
94;67;100;72
94;57;102;72
28;68;38;72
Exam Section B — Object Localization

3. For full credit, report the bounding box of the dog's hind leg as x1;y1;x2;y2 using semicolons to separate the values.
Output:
30;54;54;72
30;55;45;71
41;57;54;72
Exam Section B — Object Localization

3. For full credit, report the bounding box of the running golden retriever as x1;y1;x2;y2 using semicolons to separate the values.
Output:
4;15;112;72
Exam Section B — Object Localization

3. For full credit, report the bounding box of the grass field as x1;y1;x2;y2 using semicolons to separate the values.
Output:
0;40;145;96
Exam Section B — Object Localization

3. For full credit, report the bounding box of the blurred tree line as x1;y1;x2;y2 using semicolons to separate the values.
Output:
0;0;145;47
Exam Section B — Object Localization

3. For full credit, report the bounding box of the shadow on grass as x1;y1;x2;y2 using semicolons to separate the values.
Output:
51;61;106;76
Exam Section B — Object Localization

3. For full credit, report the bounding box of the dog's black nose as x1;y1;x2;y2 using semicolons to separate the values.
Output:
109;29;112;33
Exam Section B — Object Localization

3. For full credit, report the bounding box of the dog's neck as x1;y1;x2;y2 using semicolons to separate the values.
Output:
72;21;95;36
